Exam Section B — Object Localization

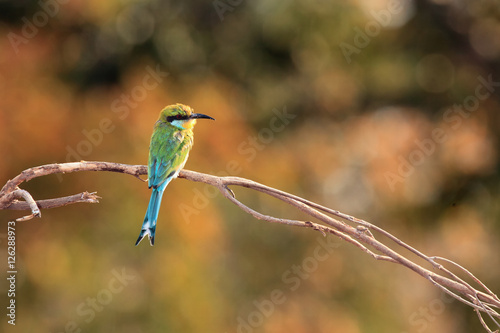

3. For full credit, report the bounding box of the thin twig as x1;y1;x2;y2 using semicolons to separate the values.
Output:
4;192;101;211
432;256;500;303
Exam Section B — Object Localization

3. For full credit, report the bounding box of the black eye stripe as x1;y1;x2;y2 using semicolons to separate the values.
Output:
167;114;189;122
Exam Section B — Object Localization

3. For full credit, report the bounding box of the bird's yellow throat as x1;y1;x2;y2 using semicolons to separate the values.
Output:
182;119;196;130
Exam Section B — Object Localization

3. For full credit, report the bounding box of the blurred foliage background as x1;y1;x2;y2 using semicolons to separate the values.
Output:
1;0;500;332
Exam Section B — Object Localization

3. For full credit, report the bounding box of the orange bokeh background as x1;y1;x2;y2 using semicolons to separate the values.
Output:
1;1;500;332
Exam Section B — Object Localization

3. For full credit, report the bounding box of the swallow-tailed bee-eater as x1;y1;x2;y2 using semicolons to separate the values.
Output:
135;103;214;246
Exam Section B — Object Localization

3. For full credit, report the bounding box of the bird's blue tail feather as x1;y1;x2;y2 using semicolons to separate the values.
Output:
136;188;164;246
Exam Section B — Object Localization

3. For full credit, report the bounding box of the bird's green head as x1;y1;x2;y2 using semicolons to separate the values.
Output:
159;103;215;130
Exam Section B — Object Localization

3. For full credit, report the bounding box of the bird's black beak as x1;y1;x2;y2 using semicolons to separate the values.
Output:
190;113;215;121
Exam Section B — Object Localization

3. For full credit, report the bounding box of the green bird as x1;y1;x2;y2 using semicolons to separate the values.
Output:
136;103;215;246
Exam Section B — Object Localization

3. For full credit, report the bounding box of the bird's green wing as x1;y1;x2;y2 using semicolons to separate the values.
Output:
148;124;192;189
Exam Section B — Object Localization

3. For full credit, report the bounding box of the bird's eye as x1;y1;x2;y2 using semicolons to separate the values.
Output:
176;115;182;120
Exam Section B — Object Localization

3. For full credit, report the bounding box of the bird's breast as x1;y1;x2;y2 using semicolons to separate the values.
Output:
174;131;184;142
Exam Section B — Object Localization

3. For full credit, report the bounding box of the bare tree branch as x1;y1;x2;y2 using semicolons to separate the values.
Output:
1;161;499;331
